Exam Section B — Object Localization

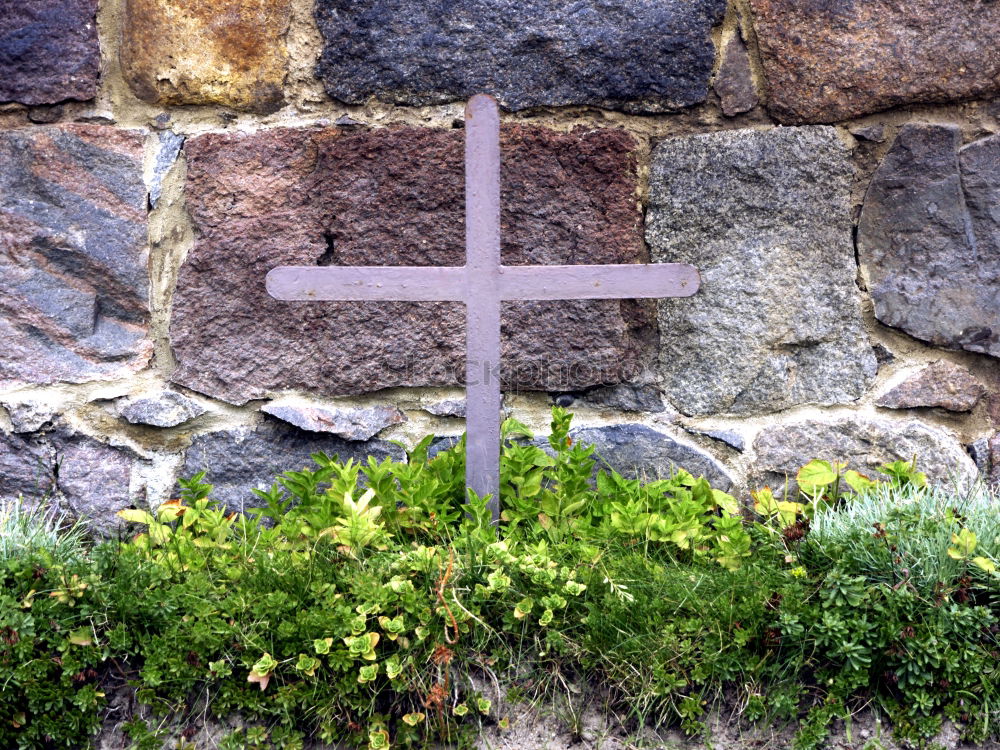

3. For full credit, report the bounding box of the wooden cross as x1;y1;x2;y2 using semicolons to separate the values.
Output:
266;95;699;521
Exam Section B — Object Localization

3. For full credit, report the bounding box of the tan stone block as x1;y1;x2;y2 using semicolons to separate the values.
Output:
121;0;290;112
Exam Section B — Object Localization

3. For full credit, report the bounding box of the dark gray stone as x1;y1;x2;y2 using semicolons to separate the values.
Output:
858;126;1000;357
714;33;757;117
181;418;404;512
751;418;979;493
850;125;886;143
579;384;666;413
687;428;746;453
260;402;406;441
0;426;134;536
423;399;467;419
991;434;1000;488
0;0;100;105
969;437;992;476
570;424;735;491
648;127;876;416
117;391;207;428
314;0;726;113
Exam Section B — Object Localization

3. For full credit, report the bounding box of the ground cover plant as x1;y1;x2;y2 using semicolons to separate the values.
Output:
1;409;998;749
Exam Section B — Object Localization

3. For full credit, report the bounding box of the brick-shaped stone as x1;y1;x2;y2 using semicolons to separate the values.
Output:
0;126;152;389
121;0;290;112
858;126;1000;358
647;127;876;417
171;125;650;404
0;0;99;105
315;0;726;112
748;0;1000;124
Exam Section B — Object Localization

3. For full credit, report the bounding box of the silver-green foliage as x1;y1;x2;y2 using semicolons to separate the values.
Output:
0;497;86;564
803;481;1000;595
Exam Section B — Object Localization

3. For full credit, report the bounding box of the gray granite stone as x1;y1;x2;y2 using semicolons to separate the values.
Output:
648;127;876;417
423;399;467;419
686;427;746;453
314;0;726;113
260;402;406;441
0;0;100;105
858;126;1000;357
579;384;666;413
0;426;134;536
118;391;207;428
876;361;986;413
751;418;979;493
0;126;152;388
181;418;404;512
1;399;58;433
149;131;185;210
569;424;735;491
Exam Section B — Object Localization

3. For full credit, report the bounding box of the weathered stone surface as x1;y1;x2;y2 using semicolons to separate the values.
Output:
747;0;1000;124
579;384;665;413
172;125;652;403
877;361;986;413
858;126;1000;358
261;402;405;441
314;0;726;113
687;427;746;453
0;0;100;105
648;127;876;417
0;126;152;389
181;418;404;511
149;131;185;210
118;391;207;428
121;0;290;113
714;34;757;117
423;399;467;419
751;418;979;492
0;399;58;433
991;434;1000;487
0;427;134;535
570;425;735;491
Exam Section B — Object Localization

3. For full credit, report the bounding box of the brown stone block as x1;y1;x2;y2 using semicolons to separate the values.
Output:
121;0;290;112
747;0;1000;124
170;125;650;403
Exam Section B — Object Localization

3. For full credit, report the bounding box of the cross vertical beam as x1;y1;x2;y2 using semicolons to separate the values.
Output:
463;94;503;518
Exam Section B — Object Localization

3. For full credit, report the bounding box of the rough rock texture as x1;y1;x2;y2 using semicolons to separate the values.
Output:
579;384;665;413
118;392;207;428
648;127;876;417
172;125;652;403
0;126;152;389
423;399;467;419
0;0;100;105
149;131;185;209
570;425;735;491
751;419;979;492
181;418;404;511
687;427;746;453
747;0;1000;124
0;427;134;535
858;126;1000;358
121;0;290;112
1;399;57;433
877;361;986;412
714;34;757;117
991;434;1000;487
261;402;405;440
314;0;726;112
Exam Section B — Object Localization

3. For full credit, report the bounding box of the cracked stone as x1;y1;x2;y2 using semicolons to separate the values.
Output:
648;126;876;416
0;125;152;388
260;402;406;441
876;361;986;413
858;126;1000;358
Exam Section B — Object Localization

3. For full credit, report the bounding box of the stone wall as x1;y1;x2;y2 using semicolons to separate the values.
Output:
1;0;998;533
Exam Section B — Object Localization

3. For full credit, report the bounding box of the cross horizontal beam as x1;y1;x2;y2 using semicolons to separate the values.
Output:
266;263;700;302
